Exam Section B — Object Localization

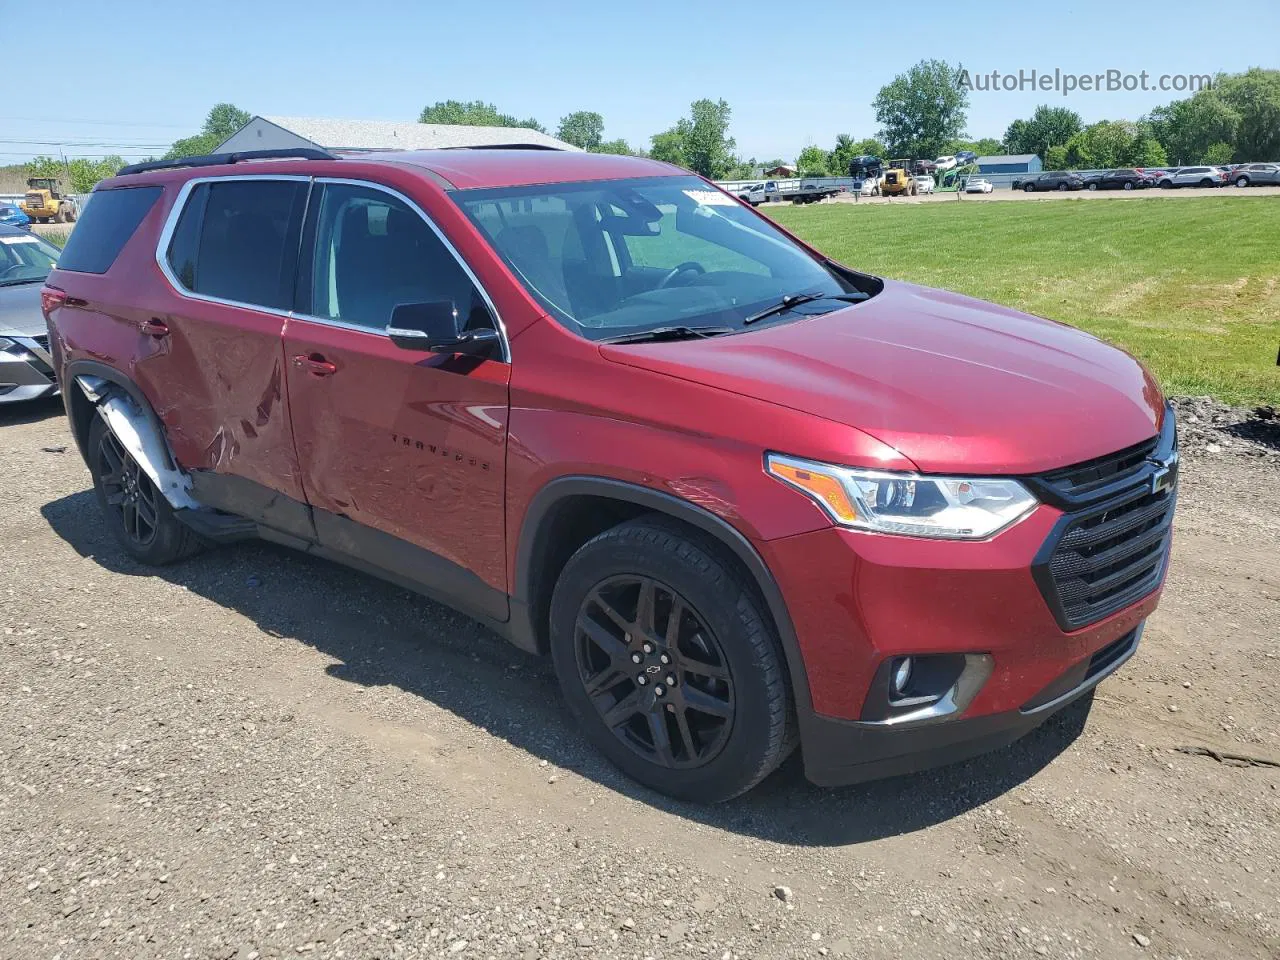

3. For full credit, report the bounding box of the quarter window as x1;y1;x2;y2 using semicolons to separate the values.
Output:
165;179;307;311
306;182;489;333
58;186;161;275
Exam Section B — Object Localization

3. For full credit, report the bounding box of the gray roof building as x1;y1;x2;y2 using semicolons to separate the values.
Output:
976;154;1042;173
215;115;577;154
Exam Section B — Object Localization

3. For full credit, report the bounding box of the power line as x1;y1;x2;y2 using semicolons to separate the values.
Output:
0;115;193;128
0;138;172;148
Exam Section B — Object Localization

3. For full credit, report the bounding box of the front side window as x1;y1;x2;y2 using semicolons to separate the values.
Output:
456;176;867;341
165;179;307;310
304;182;489;333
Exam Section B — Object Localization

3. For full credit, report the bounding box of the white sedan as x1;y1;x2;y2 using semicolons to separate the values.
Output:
913;175;935;194
934;155;958;171
964;178;994;194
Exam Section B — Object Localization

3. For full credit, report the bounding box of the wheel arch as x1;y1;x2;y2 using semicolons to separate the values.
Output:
63;360;174;471
511;476;814;716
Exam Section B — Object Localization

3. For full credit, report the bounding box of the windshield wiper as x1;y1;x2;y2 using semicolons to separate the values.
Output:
0;277;46;287
599;325;735;344
742;291;867;325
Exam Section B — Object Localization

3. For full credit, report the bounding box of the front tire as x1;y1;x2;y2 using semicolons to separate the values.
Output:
1087;183;1098;190
1236;176;1249;187
1124;181;1135;190
1024;183;1035;193
88;415;201;565
549;518;794;802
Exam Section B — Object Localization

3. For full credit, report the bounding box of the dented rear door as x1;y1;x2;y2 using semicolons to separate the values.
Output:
137;176;310;507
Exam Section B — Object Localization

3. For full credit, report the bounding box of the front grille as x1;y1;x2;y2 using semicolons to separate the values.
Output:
1037;435;1158;502
1029;408;1177;631
25;191;42;208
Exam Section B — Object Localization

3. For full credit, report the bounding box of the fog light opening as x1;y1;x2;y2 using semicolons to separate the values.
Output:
891;657;914;698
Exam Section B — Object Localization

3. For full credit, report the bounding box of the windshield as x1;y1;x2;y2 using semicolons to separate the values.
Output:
456;176;866;341
0;231;59;285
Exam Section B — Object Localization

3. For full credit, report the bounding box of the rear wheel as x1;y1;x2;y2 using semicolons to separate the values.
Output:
1087;182;1098;190
1236;176;1250;188
88;416;201;565
1024;183;1035;193
1124;181;1135;190
1199;178;1214;188
1058;183;1069;191
549;519;794;802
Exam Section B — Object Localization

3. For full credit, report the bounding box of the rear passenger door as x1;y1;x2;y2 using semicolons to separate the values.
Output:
145;176;312;532
282;179;511;621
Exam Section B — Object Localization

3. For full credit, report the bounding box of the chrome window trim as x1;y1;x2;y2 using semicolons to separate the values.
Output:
299;177;511;363
154;174;311;322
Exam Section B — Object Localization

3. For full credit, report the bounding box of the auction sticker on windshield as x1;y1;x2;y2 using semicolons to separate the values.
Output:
682;189;736;206
0;235;39;245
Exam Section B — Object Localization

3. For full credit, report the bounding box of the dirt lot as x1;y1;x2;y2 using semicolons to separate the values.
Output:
1;398;1277;960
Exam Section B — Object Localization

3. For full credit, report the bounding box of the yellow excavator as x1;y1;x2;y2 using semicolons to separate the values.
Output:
19;178;80;223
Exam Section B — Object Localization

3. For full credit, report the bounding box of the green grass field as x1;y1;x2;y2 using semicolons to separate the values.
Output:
769;198;1280;406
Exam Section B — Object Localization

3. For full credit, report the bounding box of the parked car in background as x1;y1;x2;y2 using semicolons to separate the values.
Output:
955;150;978;166
934;155;958;171
1082;169;1148;191
912;175;935;194
852;177;880;196
964;178;995;194
42;146;1177;801
0;203;32;229
1156;166;1223;188
1231;163;1280;187
0;223;61;403
1014;171;1085;192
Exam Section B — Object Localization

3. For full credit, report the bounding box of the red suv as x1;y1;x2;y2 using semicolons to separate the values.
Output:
43;146;1177;802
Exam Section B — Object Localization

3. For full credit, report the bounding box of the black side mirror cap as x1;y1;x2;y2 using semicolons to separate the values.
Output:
387;300;499;357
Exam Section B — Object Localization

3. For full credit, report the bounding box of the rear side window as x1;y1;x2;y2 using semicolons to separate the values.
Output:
164;178;308;311
56;186;161;274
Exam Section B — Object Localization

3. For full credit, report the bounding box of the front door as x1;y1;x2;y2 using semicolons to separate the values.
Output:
282;180;511;621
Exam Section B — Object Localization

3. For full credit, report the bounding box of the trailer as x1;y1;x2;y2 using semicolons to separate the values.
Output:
736;180;846;206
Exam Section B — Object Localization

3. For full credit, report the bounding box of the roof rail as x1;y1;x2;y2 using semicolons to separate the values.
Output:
443;143;564;151
116;147;338;177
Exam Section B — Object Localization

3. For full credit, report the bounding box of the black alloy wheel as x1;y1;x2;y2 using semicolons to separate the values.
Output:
574;575;734;769
88;414;201;564
549;518;794;802
98;425;160;547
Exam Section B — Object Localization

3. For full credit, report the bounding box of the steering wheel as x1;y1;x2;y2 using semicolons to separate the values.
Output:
656;261;706;289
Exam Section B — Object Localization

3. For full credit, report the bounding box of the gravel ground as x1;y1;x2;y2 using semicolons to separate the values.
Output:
1;398;1277;960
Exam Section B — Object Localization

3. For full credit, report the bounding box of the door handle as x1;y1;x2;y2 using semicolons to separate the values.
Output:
142;318;169;338
293;353;337;377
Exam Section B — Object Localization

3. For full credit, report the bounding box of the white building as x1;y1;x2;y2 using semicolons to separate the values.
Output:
215;116;577;154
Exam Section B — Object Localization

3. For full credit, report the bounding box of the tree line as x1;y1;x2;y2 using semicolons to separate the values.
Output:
22;66;1279;191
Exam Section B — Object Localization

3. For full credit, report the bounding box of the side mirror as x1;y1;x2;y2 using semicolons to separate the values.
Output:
387;301;500;357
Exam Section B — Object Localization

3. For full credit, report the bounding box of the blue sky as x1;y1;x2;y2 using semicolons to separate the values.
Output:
3;0;1276;165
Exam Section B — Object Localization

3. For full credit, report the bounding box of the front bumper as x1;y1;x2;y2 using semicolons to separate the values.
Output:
800;625;1141;786
0;343;59;403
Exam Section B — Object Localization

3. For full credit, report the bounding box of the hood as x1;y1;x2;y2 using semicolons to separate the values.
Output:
600;280;1164;475
0;282;48;338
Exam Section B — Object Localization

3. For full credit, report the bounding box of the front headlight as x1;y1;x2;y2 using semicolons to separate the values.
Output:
766;453;1037;540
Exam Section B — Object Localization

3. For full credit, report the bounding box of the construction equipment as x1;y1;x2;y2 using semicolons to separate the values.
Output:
881;160;918;197
19;178;80;224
